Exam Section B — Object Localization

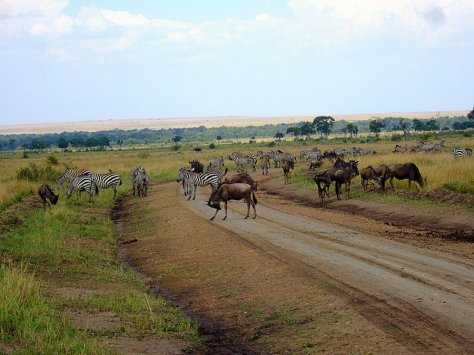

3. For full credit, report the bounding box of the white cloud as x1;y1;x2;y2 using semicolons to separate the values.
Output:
101;10;149;27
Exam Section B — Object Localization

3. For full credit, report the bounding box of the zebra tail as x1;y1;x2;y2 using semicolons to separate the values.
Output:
94;183;99;195
119;178;123;186
252;191;258;205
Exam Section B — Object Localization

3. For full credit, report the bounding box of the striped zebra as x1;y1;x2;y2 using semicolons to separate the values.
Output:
452;147;473;157
233;156;257;173
261;155;270;175
89;172;122;200
66;176;99;203
56;169;92;189
176;168;224;201
208;156;224;173
268;151;285;168
132;166;149;197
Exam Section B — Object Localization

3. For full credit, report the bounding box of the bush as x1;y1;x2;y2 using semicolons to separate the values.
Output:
267;141;275;147
16;163;61;182
209;143;216;149
390;134;402;141
463;131;473;138
46;155;59;165
442;181;474;194
171;145;180;151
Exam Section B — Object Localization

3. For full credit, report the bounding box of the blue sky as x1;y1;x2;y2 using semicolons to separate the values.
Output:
1;0;473;125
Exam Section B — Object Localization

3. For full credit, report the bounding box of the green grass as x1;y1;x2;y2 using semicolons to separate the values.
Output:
0;186;201;352
0;263;108;353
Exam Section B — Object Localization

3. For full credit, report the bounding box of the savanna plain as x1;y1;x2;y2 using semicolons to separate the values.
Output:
1;134;474;354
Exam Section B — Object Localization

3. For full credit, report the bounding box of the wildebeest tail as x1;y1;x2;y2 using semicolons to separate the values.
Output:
252;190;258;205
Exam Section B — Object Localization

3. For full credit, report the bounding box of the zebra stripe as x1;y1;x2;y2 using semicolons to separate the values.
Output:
452;148;473;157
56;169;91;189
177;168;222;201
89;173;122;200
232;156;256;173
66;176;98;203
132;166;149;197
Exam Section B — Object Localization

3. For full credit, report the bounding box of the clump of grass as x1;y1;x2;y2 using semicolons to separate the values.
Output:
16;163;60;182
442;181;474;195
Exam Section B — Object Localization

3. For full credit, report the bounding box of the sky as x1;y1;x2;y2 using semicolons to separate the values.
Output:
1;0;473;125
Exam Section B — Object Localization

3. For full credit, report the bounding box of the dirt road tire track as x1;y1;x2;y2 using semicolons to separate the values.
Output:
119;181;474;353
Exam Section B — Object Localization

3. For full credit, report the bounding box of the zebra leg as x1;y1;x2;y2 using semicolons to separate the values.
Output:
113;187;117;200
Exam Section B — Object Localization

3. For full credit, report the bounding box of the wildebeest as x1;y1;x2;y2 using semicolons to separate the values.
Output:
189;160;204;173
360;166;383;192
313;172;331;206
224;173;258;191
282;160;294;184
38;184;59;210
334;161;359;199
381;163;425;190
208;183;257;220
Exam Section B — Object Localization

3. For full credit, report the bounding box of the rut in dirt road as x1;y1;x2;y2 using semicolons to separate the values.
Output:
188;190;474;353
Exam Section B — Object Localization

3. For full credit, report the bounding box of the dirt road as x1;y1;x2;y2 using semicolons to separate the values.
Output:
122;180;474;353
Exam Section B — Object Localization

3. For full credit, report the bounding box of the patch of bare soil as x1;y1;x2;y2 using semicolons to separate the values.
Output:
120;182;427;354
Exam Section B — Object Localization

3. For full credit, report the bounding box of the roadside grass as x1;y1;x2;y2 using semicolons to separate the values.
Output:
0;184;201;352
0;262;108;354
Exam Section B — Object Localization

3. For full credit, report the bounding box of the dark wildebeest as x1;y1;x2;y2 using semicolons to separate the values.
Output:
282;160;294;184
334;161;359;200
189;160;204;173
360;166;383;192
38;184;59;210
313;171;331;206
224;173;258;191
208;183;257;220
381;163;425;190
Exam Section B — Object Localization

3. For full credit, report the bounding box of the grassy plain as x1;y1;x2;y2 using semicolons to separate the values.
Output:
0;134;473;351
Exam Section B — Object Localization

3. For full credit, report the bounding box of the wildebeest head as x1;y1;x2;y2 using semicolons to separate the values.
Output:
207;189;221;210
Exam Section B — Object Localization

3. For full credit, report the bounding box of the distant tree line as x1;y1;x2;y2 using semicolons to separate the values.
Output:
0;110;473;151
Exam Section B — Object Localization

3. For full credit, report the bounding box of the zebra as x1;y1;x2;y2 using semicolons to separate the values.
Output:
452;147;473;157
66;176;99;203
232;156;257;173
176;168;224;201
132;166;149;197
268;151;284;168
89;172;122;200
208;156;224;172
56;169;92;189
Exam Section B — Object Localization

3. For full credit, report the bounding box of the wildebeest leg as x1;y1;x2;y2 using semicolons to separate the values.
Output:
389;177;395;189
244;197;250;219
210;209;219;221
347;181;351;198
223;201;228;220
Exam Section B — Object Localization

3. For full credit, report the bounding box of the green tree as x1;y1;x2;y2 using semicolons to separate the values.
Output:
97;136;111;147
313;116;335;139
274;132;284;141
346;123;358;139
172;135;182;145
57;137;69;149
216;135;223;141
412;119;425;132
85;137;98;148
369;120;385;139
286;126;301;139
399;119;410;140
8;138;16;150
300;121;316;139
424;119;439;131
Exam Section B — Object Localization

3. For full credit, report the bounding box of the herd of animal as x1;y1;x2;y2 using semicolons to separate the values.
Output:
37;166;148;210
38;139;470;218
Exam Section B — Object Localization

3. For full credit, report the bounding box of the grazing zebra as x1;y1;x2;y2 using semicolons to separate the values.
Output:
176;168;224;201
452;147;473;157
89;173;122;200
56;169;92;189
268;151;284;168
66;176;99;203
132;166;149;197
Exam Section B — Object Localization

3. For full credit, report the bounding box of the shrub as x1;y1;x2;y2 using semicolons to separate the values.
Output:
16;163;60;182
442;181;474;194
46;155;59;165
172;145;180;151
463;131;473;138
390;134;402;141
209;143;216;149
267;141;275;147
